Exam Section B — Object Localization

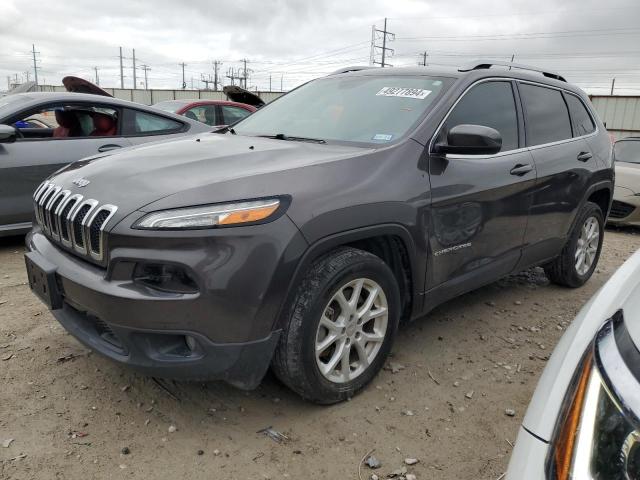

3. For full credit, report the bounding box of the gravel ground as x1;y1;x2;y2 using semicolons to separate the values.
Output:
1;227;639;480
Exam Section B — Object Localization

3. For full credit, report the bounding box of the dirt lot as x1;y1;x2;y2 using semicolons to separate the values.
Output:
1;228;639;480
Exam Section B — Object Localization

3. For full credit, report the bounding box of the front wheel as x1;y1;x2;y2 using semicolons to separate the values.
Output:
544;201;604;288
272;247;400;404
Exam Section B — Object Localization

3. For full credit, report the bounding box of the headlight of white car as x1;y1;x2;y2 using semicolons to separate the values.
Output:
549;311;640;479
133;198;282;230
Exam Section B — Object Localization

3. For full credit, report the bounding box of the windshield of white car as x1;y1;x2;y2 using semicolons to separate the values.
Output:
614;140;640;164
232;75;450;146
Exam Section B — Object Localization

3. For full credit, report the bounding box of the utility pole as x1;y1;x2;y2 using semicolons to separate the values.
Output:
371;18;395;67
24;71;30;82
140;64;151;89
132;48;137;89
31;44;40;85
6;76;10;91
418;51;428;66
280;74;283;92
238;59;252;89
611;78;616;96
212;60;222;91
119;47;124;88
269;74;272;92
94;66;100;86
179;62;187;89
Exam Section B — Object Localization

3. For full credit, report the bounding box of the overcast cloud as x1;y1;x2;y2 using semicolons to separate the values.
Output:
2;0;639;93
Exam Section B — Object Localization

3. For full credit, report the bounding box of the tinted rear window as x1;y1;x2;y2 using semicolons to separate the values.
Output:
519;83;572;146
565;94;596;136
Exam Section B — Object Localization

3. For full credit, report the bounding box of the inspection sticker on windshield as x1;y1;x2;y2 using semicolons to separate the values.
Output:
376;87;431;99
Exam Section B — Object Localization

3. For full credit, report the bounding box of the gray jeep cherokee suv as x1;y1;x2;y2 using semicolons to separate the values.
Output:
25;61;614;403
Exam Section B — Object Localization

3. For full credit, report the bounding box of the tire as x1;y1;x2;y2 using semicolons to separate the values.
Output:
272;247;401;404
544;201;604;288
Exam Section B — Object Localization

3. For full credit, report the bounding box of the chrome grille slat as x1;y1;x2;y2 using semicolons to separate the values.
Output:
33;182;117;262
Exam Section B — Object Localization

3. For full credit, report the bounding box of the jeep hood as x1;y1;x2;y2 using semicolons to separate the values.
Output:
49;133;370;221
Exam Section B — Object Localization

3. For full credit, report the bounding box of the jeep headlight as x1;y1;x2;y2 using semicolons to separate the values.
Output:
133;198;282;230
550;314;640;479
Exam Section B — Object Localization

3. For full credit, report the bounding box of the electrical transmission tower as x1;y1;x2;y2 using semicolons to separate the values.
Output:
212;60;222;91
140;64;151;90
370;18;395;67
201;74;215;90
418;51;428;66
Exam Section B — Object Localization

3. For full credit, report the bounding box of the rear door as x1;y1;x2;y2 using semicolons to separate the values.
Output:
0;103;130;229
517;82;597;264
426;80;536;300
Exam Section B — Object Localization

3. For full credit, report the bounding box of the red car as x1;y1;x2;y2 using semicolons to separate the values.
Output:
153;99;256;127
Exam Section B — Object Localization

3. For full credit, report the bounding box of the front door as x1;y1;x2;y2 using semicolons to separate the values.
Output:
425;80;536;305
0;103;130;228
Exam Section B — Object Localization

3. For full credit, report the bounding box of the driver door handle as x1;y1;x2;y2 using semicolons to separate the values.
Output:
98;144;123;153
510;163;534;176
577;151;593;162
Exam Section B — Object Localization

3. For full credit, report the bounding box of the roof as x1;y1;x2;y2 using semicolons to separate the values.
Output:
331;63;584;96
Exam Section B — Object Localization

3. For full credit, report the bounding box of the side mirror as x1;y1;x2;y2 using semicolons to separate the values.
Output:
435;124;502;156
0;124;18;144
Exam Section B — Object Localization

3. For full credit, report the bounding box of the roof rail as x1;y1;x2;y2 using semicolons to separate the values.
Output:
328;66;376;76
458;60;567;83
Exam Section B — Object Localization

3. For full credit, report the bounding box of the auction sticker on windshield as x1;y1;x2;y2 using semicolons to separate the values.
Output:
376;87;431;99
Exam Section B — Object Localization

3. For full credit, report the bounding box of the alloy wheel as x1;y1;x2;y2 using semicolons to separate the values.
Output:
575;216;600;276
315;278;389;383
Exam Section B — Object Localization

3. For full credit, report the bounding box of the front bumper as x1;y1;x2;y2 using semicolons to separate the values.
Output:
25;215;307;388
608;186;640;226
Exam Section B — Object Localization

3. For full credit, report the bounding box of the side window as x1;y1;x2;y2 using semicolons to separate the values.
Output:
11;105;118;140
519;84;572;146
183;106;219;126
565;94;596;137
221;105;251;125
443;81;519;152
122;109;183;135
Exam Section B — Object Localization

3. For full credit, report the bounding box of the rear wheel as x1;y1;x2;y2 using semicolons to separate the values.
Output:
272;247;400;404
544;201;604;287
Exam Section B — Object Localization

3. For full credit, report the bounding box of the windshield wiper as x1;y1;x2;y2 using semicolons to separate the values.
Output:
258;133;326;144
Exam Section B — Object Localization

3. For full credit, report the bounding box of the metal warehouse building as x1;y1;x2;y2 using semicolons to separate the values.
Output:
590;95;640;140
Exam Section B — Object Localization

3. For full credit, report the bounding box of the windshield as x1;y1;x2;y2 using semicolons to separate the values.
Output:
614;140;640;164
233;75;449;145
154;100;191;113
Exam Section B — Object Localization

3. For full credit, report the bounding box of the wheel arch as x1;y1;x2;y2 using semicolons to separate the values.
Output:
271;224;420;332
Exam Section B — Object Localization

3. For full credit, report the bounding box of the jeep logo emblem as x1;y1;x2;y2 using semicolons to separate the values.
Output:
72;178;90;188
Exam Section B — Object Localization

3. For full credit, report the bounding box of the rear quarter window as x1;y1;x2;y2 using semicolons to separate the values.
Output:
565;94;596;136
519;83;573;146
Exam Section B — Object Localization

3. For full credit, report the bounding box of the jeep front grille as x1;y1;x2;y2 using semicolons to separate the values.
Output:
33;181;118;262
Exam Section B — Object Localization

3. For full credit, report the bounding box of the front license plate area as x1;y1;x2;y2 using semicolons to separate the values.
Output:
24;252;62;310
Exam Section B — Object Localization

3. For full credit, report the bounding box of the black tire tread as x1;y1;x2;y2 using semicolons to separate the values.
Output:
544;201;604;288
272;247;399;404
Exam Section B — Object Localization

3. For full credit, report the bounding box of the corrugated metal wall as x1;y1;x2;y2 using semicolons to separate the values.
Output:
36;84;284;105
590;95;640;140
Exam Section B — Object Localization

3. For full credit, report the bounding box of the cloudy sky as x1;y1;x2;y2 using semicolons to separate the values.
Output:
2;0;640;94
